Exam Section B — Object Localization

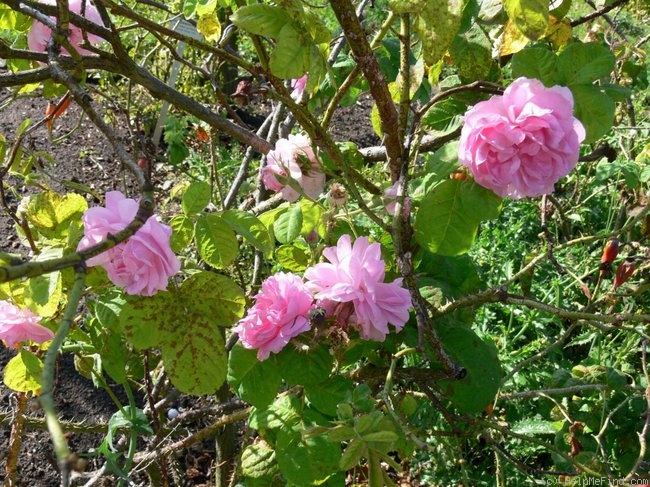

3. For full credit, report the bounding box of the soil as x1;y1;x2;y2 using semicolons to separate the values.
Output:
0;74;379;486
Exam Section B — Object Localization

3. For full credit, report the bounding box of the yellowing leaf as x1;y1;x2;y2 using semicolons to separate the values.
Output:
25;191;87;238
545;16;572;48
3;350;44;394
197;14;221;42
499;20;530;57
503;0;549;41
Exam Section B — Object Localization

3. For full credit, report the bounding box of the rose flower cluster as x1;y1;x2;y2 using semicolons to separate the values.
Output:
234;235;413;360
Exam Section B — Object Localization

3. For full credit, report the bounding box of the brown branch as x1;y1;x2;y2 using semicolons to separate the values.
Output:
133;407;251;467
358;130;461;162
500;384;643;401
329;0;403;181
434;288;650;328
570;0;629;27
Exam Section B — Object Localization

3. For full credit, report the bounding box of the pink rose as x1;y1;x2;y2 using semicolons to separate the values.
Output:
304;235;412;341
77;191;180;296
262;134;325;202
290;74;308;101
0;300;54;348
233;272;314;360
458;77;586;199
28;0;105;56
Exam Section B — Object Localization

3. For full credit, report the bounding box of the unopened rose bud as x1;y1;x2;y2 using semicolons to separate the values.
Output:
613;259;636;289
328;183;348;208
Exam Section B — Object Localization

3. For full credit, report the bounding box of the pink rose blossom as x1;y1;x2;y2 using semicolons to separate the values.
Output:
262;134;325;202
290;74;308;101
304;235;412;341
233;272;314;360
28;0;105;56
0;300;54;348
458;77;586;199
383;182;411;216
77;191;180;296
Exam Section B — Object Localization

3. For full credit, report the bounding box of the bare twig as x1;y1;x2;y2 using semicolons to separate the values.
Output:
570;0;629;27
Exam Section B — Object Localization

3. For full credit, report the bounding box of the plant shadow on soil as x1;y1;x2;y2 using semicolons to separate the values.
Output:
0;81;379;486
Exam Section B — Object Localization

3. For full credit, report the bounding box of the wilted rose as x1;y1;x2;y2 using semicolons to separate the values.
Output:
262;134;325;202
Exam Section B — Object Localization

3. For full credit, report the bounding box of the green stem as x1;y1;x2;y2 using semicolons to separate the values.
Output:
39;268;86;487
121;382;139;481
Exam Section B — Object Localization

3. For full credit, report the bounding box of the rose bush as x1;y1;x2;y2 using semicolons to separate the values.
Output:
77;191;180;296
262;134;325;202
27;0;105;56
233;272;314;360
0;300;53;348
458;77;586;199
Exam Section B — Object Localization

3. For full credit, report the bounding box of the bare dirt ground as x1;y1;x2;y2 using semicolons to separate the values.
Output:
0;78;378;486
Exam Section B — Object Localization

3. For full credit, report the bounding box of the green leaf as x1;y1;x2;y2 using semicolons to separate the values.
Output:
299;200;324;236
273;205;303;244
276;344;333;386
106;406;153;447
228;344;282;408
93;290;126;333
195;213;239;268
503;0;549;40
241;441;279;479
276;428;340;485
511;47;557;85
556;42;616;85
361;431;400;443
339;439;366;470
179;272;245;327
305;376;353;416
436;324;501;414
270;24;310;79
23;247;63;318
570;84;615;144
3;350;43;394
98;331;128;384
275;244;310;272
449;24;493;81
183;0;198;18
414;179;502;256
120;293;174;350
161;311;227;395
231;4;292;38
249;394;302;431
355;411;384;435
422;98;466;135
169;214;195;253
120;277;232;395
221;209;274;253
182;180;211;215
